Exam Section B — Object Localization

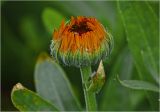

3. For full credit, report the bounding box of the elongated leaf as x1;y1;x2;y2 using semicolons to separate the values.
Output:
99;48;145;110
42;8;64;34
141;51;159;84
34;53;81;111
20;17;45;51
117;77;159;93
11;83;58;111
118;1;158;82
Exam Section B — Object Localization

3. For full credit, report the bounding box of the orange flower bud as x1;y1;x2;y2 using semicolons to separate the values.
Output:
50;16;113;67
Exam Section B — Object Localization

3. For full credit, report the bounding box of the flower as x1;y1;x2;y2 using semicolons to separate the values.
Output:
50;16;113;67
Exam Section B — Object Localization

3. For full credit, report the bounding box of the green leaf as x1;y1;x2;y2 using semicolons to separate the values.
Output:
11;83;58;111
42;8;64;34
118;1;159;109
141;51;159;84
99;48;145;110
117;76;159;93
118;1;158;82
20;17;45;51
34;53;81;111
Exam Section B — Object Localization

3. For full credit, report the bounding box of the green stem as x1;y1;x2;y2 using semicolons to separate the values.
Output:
80;66;97;111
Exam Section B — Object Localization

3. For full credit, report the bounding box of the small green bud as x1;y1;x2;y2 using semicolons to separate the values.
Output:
87;60;105;93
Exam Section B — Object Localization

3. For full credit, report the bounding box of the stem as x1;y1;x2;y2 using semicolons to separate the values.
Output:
80;66;97;111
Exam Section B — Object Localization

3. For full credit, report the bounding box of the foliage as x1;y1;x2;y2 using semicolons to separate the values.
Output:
34;53;81;111
1;1;159;111
11;83;58;111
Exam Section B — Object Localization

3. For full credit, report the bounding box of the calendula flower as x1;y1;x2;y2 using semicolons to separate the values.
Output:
50;16;113;67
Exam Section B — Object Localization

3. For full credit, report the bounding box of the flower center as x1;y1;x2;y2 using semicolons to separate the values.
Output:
69;22;92;36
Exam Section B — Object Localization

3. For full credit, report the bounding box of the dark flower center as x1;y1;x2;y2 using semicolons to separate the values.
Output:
70;22;92;36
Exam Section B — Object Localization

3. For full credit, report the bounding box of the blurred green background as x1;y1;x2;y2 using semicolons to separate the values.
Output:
1;1;159;111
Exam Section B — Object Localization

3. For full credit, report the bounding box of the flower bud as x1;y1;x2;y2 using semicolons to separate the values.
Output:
50;16;113;67
87;60;105;93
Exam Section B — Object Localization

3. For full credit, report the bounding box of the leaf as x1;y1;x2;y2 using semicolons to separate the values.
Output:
42;8;64;34
20;17;45;51
34;53;81;111
99;48;145;110
118;2;159;109
141;51;159;84
11;83;58;111
118;1;158;82
117;76;159;93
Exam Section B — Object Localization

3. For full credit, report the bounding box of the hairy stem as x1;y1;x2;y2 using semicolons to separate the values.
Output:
80;66;97;111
